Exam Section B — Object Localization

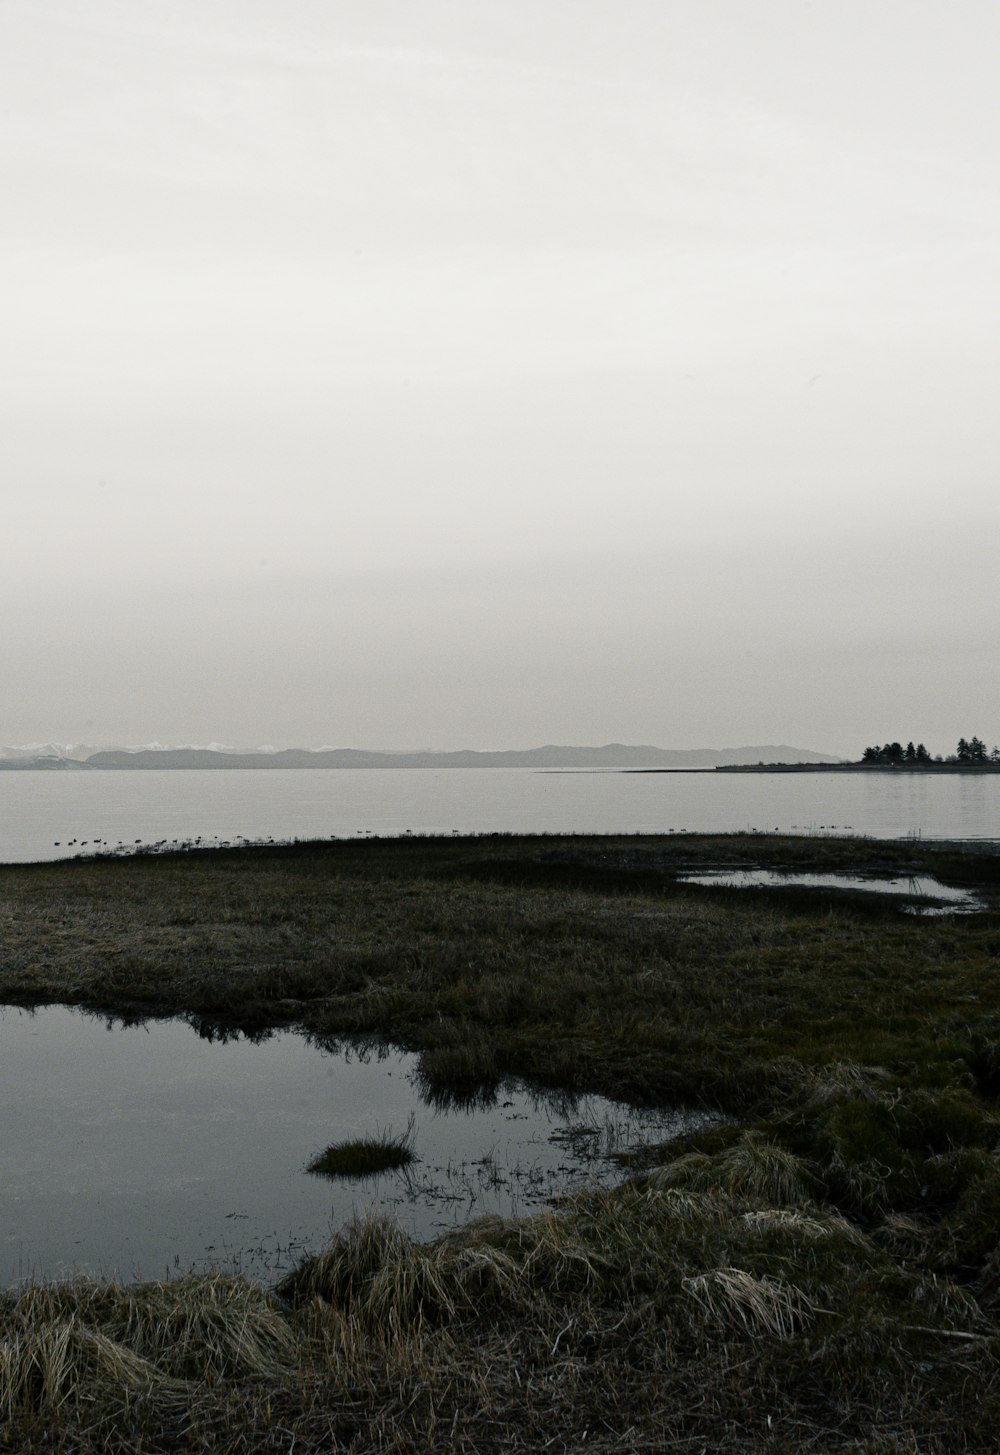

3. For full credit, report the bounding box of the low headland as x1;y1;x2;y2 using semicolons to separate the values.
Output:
714;761;1000;772
3;831;1000;1451
712;736;1000;772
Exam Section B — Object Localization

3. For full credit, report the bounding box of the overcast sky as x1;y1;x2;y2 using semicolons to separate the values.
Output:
3;1;998;755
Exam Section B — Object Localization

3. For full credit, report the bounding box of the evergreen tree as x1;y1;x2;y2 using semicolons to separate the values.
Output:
857;739;993;766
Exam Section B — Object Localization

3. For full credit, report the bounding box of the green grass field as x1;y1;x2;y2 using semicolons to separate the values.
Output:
2;832;1000;1451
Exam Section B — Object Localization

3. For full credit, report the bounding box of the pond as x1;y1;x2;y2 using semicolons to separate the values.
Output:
0;1006;717;1286
678;869;982;912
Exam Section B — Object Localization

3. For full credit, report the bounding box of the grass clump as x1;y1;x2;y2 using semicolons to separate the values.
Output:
0;1316;170;1427
0;1274;293;1446
649;1130;820;1206
307;1117;415;1179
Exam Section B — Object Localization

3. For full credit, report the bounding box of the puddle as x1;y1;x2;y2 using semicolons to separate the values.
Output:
679;869;981;913
0;1006;718;1286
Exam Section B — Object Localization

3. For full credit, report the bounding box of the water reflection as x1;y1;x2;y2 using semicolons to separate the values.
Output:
0;1006;716;1287
414;1079;504;1114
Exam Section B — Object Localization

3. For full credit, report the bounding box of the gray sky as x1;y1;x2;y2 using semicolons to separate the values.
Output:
3;1;998;755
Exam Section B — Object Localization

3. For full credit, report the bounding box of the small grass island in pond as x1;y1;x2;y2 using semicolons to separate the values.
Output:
307;1122;417;1179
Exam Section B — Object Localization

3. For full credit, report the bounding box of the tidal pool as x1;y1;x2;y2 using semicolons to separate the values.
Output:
678;868;981;912
0;1006;716;1286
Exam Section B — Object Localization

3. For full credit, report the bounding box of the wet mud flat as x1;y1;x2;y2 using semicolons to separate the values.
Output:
2;832;1000;1452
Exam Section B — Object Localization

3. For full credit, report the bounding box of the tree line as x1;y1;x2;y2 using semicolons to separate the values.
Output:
861;737;1000;765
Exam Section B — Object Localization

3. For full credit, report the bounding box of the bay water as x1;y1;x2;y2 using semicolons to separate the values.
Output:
1;767;999;863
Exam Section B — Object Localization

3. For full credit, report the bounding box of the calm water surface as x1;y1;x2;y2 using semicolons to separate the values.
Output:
0;1007;716;1286
680;869;983;912
2;768;999;862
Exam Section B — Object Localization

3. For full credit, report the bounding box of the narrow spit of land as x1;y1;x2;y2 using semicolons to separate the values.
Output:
3;832;1000;1452
709;762;1000;773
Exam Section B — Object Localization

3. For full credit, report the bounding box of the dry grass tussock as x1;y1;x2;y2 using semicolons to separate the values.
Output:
275;1208;609;1325
0;1273;295;1444
681;1266;816;1339
0;1316;173;1425
649;1130;818;1206
10;1275;297;1381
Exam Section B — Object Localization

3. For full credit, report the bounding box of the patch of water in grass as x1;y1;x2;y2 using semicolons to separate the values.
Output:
0;1006;719;1287
678;869;982;912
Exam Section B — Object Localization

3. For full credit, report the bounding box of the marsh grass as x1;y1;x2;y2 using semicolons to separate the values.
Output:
3;832;1000;1449
0;1150;998;1451
306;1116;416;1179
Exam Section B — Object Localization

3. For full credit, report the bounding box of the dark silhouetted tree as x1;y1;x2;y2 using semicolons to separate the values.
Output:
860;740;963;766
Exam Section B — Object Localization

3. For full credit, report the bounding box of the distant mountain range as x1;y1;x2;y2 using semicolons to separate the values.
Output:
0;743;844;770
